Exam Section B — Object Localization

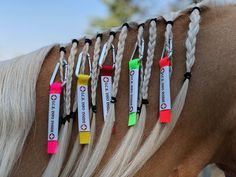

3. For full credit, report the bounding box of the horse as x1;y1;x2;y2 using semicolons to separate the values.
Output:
0;0;236;177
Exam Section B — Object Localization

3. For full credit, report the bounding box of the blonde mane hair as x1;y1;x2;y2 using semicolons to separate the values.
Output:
0;45;55;177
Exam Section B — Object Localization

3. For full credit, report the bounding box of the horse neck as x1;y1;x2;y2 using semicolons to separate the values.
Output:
11;4;236;177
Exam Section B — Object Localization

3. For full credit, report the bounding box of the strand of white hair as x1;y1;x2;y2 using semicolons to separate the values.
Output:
42;42;78;177
0;45;54;177
81;25;129;177
71;40;99;177
120;5;201;177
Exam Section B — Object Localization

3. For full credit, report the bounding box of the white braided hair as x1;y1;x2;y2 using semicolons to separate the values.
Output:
80;41;90;74
74;33;116;177
60;36;102;177
163;13;175;75
137;24;145;110
91;34;103;106
98;24;147;177
120;6;201;177
59;48;66;83
115;20;157;177
42;41;78;177
81;24;129;177
71;38;101;177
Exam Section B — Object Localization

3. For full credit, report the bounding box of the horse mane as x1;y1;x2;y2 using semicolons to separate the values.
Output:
0;0;236;177
0;45;56;176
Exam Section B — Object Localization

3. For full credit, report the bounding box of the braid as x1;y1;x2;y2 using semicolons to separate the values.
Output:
80;42;90;74
60;40;92;177
65;42;78;116
82;24;128;177
120;8;201;177
186;8;201;72
42;42;78;177
142;20;157;99
99;24;149;177
91;35;102;106
70;37;95;177
137;25;145;107
137;26;144;59
111;26;128;97
115;19;157;176
59;49;66;83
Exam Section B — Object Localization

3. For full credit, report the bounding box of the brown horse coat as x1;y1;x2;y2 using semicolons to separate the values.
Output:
11;5;236;177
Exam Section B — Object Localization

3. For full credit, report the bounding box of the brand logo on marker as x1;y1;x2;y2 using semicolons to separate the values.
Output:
103;77;109;82
161;103;167;109
160;68;165;74
80;86;86;92
130;106;133;112
81;124;87;130
51;95;57;100
130;70;135;76
49;133;55;140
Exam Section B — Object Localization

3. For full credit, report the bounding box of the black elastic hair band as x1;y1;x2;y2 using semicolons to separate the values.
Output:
122;23;130;29
109;31;116;37
61;111;77;124
137;107;141;115
110;97;117;103
61;115;70;124
184;72;192;81
60;116;65;125
192;6;201;13
85;38;92;45
92;105;97;113
166;21;174;26
60;47;66;54
70;111;76;119
142;99;149;105
96;33;103;39
72;39;79;45
138;23;145;28
150;18;157;23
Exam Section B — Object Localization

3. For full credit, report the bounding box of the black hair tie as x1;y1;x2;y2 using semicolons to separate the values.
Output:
142;99;149;105
166;21;174;26
150;18;157;23
61;111;77;124
85;38;92;45
192;6;201;13
72;39;79;45
92;105;97;113
184;72;192;81
96;33;103;39
137;107;141;114
70;111;76;120
110;97;117;103
138;23;145;28
60;116;64;125
122;23;130;29
109;31;116;37
60;47;66;53
61;114;70;124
